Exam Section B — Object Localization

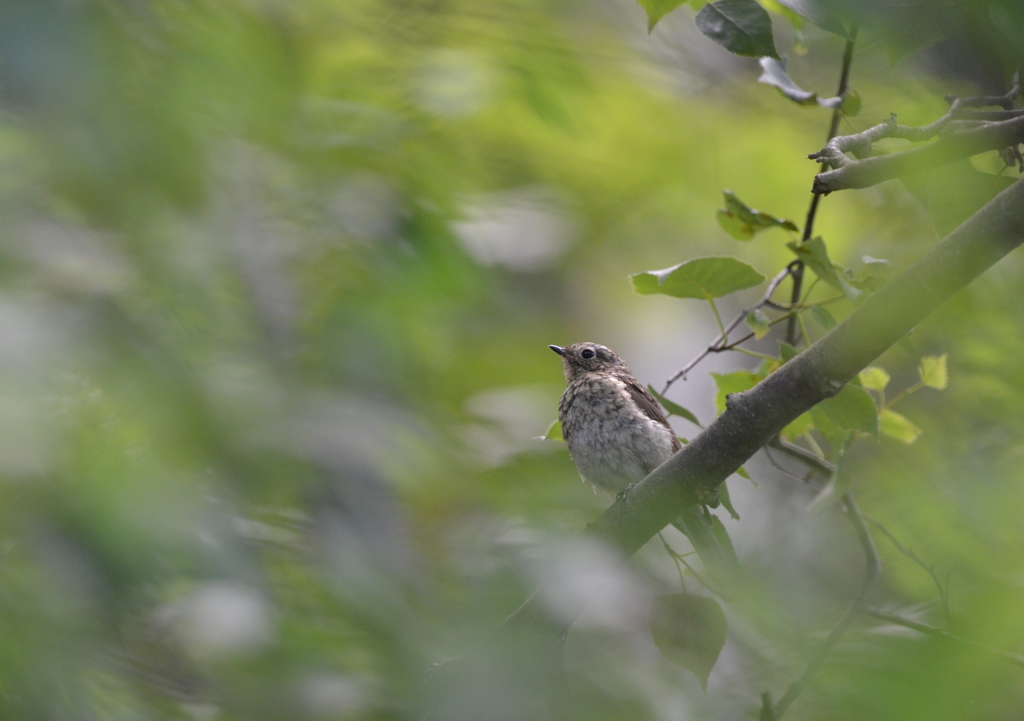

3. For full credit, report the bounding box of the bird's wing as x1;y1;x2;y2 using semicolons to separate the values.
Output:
620;375;683;452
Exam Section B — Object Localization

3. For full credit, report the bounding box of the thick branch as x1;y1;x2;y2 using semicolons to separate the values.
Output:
812;113;1024;194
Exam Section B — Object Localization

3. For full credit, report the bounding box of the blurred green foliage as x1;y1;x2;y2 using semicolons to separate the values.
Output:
0;0;1023;719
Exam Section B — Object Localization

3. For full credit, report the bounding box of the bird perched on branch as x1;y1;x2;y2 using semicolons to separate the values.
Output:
551;342;680;494
550;342;740;583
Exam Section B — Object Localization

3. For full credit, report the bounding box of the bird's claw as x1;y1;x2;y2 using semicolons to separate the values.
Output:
616;482;638;500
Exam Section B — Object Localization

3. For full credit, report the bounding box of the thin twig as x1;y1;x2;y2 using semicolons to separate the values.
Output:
862;514;951;629
786;34;857;348
863;609;1024;669
767;437;835;477
662;265;793;393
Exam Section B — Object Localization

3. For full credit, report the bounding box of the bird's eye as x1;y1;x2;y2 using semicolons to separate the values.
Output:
580;349;596;359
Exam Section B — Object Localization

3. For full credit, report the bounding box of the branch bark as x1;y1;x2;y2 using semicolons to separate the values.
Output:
812;114;1024;194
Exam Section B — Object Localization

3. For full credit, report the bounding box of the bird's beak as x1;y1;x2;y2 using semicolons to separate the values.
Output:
549;345;566;356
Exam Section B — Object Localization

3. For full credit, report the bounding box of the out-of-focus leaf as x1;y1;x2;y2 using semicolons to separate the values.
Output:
649;593;728;689
718;480;740;520
637;0;688;31
759;0;804;27
815;384;878;435
695;0;780;59
734;465;753;484
776;0;851;38
904;160;1017;237
757;57;842;108
787;237;860;300
632;257;765;300
880;409;922;444
811;405;851;450
746;308;770;339
859;366;890;392
649;385;703;427
970;149;1024;177
711;369;764;414
541;419;563;441
919;354;948;390
839;89;861;116
811;305;837;330
781;410;814;439
778;341;798;363
717;189;798;240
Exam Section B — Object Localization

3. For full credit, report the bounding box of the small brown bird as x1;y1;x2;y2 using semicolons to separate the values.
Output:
550;342;740;582
550;342;679;494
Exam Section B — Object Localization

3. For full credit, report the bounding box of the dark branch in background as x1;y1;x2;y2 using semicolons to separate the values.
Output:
499;178;1024;640
762;437;878;720
788;35;857;345
768;493;879;721
863;514;953;630
662;265;794;392
812;72;1023;194
767;437;834;477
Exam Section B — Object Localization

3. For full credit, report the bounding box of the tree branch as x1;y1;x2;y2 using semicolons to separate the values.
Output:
811;114;1024;194
811;72;1023;194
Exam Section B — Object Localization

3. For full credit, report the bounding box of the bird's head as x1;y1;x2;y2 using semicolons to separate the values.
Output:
549;342;628;382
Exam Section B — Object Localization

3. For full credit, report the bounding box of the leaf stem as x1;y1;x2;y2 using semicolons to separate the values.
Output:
708;299;728;342
883;382;922;410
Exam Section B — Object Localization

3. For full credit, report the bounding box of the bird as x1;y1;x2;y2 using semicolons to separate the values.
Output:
550;342;680;495
550;342;740;583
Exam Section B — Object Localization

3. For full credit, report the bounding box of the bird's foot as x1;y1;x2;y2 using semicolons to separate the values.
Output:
610;483;634;501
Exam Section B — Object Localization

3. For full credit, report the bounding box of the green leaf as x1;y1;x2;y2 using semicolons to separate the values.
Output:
649;593;728;689
648;384;703;428
919;354;948;390
711;369;763;414
810;405;851;451
716;190;798;240
787;237;860;300
632;257;765;300
775;0;851;38
839;88;861;116
636;0;688;31
815;384;878;436
778;340;798;363
880;409;922;444
781;410;814;439
695;0;780;59
757;57;842;108
734;465;753;484
859;366;891;392
541;419;563;441
811;305;837;330
718;480;740;520
746;308;770;339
